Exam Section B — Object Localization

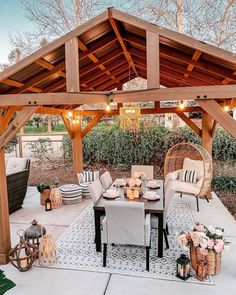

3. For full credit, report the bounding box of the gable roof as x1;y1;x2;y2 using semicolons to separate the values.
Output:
0;8;235;109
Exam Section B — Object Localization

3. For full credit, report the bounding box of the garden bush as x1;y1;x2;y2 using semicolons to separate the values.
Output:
62;123;236;169
212;176;236;193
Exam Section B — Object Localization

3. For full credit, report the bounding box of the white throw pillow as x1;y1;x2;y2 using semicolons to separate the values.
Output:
183;158;204;180
180;169;197;183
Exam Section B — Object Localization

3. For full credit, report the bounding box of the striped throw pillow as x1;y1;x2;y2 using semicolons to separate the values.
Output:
180;169;197;183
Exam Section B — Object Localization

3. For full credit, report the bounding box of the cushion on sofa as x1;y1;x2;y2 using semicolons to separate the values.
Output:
6;158;28;175
183;158;204;180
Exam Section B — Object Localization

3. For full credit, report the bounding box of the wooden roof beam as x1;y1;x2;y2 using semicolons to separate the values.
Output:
9;61;65;94
77;37;122;85
108;8;139;77
1;78;43;93
175;110;202;136
160;46;236;82
80;48;123;77
81;114;103;138
183;50;202;78
35;58;66;78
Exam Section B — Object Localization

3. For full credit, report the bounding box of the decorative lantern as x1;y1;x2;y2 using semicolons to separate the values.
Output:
9;230;38;272
196;260;208;281
119;106;141;131
176;254;191;280
50;187;62;209
39;235;57;266
45;198;52;211
24;219;46;249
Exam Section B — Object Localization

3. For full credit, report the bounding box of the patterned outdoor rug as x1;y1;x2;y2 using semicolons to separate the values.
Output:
45;199;214;285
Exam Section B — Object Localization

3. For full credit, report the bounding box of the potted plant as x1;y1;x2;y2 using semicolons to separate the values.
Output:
37;183;51;206
177;222;229;275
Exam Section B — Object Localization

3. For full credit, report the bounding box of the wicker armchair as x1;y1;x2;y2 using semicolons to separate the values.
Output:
6;158;31;214
164;143;213;211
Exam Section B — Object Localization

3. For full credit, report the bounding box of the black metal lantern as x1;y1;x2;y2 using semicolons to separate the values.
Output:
24;220;46;248
176;254;191;280
45;198;52;211
9;230;38;272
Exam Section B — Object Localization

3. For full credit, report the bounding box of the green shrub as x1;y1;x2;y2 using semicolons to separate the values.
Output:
61;123;236;170
212;176;236;193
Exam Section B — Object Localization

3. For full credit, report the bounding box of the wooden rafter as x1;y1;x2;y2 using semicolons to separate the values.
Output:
81;114;103;138
175;111;202;136
1;107;16;129
108;8;139;77
0;106;38;150
198;100;236;138
183;50;202;78
9;61;65;94
160;46;236;82
35;58;66;78
77;37;121;85
1;78;43;93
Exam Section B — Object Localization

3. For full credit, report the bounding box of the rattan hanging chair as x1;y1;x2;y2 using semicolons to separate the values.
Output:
164;142;213;211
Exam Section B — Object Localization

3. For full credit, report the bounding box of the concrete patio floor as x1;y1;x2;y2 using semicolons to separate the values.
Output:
1;187;236;295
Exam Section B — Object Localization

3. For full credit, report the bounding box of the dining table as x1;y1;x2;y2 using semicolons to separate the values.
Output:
93;179;164;258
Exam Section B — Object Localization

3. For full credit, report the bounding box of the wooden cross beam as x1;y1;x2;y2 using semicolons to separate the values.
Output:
1;78;43;93
0;106;39;150
198;100;236;138
183;50;202;79
108;8;139;77
175;111;202;137
1;107;16;130
81;114;103;138
61;113;74;138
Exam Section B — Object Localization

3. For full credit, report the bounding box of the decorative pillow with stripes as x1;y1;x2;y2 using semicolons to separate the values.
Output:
180;169;197;183
78;171;99;183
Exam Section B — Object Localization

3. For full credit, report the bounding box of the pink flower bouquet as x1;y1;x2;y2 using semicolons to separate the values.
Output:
177;223;229;255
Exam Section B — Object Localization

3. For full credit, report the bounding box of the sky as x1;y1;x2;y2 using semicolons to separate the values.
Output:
0;0;35;64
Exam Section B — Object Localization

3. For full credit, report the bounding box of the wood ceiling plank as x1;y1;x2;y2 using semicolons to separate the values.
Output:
77;37;121;85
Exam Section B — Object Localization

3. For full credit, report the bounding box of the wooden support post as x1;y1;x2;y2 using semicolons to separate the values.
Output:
81;114;103;138
72;122;83;183
146;31;159;88
175;111;202;137
65;37;80;92
0;115;11;264
202;111;214;155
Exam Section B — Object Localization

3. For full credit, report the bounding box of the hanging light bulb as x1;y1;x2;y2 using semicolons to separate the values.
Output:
68;111;73;118
72;119;76;124
223;101;230;112
106;103;111;112
179;100;185;110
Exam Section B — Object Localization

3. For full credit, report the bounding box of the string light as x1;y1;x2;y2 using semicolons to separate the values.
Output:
179;100;185;110
224;105;230;112
106;103;111;112
66;110;80;124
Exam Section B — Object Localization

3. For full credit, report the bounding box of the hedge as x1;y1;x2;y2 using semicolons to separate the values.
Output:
62;123;236;169
212;176;236;193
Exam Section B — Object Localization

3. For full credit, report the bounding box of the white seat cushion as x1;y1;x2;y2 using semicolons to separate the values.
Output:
6;158;28;175
170;179;200;195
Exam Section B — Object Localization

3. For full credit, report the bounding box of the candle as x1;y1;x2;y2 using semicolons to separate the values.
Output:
20;258;28;268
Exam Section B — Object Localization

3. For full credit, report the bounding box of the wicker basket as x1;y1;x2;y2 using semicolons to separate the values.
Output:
190;245;222;275
40;189;51;206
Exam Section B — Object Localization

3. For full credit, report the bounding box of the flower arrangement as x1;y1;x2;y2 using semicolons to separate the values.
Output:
126;178;142;187
133;171;146;179
177;222;229;256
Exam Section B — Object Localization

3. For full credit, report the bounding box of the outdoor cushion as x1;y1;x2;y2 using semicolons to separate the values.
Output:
77;170;99;184
60;184;82;204
179;169;197;183
183;158;204;180
169;179;200;195
6;158;28;175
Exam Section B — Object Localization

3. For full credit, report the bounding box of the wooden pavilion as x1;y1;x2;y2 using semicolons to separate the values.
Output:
0;8;236;264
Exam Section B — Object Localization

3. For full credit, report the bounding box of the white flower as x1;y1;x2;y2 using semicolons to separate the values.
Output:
208;225;216;235
215;229;223;237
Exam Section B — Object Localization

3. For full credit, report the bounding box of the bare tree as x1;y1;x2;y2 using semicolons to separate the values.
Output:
134;0;236;51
